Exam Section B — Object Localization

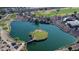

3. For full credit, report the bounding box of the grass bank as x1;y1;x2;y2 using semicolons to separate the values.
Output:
35;8;79;17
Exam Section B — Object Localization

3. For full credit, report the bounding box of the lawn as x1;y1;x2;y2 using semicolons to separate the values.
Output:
0;13;16;32
30;29;48;41
35;8;79;17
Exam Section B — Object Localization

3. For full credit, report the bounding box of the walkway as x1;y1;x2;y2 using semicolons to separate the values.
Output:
0;30;26;51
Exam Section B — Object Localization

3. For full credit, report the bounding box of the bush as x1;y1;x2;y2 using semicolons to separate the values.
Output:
68;47;72;51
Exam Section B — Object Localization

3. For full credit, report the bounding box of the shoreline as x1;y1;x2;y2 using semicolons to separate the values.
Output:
10;20;77;51
1;10;79;51
0;14;27;51
0;29;27;51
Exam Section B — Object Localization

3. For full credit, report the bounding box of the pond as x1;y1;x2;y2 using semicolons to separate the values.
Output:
10;21;76;51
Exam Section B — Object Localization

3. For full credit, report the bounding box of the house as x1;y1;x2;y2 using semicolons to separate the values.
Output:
63;16;79;30
65;20;79;27
65;20;79;31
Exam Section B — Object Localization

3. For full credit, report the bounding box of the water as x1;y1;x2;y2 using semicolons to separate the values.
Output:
10;21;76;51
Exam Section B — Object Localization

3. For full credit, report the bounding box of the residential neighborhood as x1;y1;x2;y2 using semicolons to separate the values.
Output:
0;7;79;51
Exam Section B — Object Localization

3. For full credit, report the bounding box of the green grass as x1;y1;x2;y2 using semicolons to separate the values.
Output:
31;29;48;41
0;14;16;32
35;8;79;17
14;37;25;43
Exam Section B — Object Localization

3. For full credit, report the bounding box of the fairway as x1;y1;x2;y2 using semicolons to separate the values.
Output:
35;8;79;17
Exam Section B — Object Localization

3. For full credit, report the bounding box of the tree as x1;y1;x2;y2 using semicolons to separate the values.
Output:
47;17;50;21
56;9;60;16
74;11;77;14
0;16;1;19
0;10;6;15
68;47;72;51
35;18;39;25
15;37;20;41
56;9;60;13
73;11;79;20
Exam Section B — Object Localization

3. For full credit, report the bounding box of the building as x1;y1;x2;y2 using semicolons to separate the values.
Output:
65;20;79;27
63;16;79;30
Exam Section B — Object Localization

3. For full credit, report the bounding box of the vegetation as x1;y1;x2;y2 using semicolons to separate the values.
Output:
30;29;48;41
68;47;72;51
35;8;79;17
0;13;16;32
14;37;24;43
35;19;40;25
